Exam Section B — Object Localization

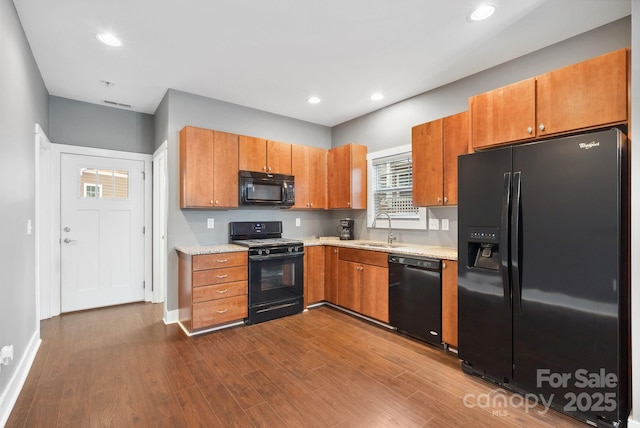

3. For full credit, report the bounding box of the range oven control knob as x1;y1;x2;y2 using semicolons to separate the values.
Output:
257;249;263;255
295;246;301;252
265;249;270;255
288;247;293;252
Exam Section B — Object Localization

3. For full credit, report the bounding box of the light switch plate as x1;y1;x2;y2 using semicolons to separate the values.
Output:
207;218;215;229
429;218;440;230
295;218;301;227
441;219;449;231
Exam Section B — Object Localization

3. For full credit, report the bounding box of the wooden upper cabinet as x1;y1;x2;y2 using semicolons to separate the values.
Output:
412;111;468;206
442;112;468;205
238;135;266;172
180;126;239;208
470;78;536;150
536;48;628;137
238;136;292;174
292;145;327;209
412;119;443;206
327;143;367;209
470;48;628;149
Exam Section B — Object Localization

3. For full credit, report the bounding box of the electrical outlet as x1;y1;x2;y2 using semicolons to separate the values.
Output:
295;218;301;227
0;345;13;366
429;218;440;230
441;219;449;231
207;218;214;229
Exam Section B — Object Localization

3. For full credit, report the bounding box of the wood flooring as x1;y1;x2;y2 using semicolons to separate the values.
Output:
6;303;586;427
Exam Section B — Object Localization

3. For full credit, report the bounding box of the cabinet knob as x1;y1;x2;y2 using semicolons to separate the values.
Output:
215;200;219;205
443;262;447;269
309;203;313;207
347;201;351;207
527;127;533;134
357;266;364;271
437;197;442;203
444;196;448;203
263;166;267;171
210;200;214;205
268;166;272;172
539;123;545;132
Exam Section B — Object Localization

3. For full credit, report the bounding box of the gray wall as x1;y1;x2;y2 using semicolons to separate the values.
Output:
0;0;49;419
49;96;155;154
332;16;631;247
160;89;333;311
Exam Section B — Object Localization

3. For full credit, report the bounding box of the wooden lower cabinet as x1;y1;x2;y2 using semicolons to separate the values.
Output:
324;246;339;304
304;245;325;307
441;260;458;348
178;251;248;332
337;248;389;323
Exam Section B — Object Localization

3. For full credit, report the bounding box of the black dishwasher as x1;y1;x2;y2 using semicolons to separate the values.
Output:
388;254;442;346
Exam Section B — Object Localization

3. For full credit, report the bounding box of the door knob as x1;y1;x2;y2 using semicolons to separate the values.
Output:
63;238;77;243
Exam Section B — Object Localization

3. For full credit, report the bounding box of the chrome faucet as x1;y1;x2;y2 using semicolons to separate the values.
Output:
373;211;396;245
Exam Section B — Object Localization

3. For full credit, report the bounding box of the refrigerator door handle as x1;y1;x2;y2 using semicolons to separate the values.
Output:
511;171;522;314
501;172;511;307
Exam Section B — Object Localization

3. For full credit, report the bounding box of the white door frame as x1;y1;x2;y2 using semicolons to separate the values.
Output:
48;144;153;316
35;124;51;321
152;141;168;317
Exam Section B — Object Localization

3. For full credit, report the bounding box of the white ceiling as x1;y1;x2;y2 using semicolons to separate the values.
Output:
13;0;630;127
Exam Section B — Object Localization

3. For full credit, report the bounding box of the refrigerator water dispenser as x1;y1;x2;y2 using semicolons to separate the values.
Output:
467;227;500;271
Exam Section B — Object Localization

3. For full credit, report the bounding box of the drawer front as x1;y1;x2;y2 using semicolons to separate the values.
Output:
339;247;388;267
192;281;247;303
193;252;247;271
192;295;248;329
193;265;248;287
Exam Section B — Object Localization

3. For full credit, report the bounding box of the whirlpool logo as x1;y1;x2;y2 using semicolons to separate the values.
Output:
579;141;600;150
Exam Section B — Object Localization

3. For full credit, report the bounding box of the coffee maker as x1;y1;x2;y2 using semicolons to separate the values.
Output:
338;218;355;240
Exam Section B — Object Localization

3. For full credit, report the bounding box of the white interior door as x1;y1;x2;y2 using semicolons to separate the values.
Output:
60;153;145;312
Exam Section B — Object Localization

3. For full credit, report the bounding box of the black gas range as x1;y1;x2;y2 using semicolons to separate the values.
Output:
230;221;304;324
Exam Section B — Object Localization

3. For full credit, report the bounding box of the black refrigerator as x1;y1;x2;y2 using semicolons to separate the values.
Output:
457;128;630;428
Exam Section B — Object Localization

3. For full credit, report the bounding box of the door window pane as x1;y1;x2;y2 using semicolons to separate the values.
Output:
79;167;129;199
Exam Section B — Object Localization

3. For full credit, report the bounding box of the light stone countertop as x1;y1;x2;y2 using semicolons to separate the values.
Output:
300;238;458;261
175;238;457;261
174;244;248;255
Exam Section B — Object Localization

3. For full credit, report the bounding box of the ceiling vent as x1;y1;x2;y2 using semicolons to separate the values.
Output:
102;99;133;109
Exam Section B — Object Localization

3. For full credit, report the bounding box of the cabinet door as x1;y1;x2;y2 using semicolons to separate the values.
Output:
238;135;267;172
337;260;361;312
180;126;214;208
360;264;389;323
349;144;367;209
442;112;468;205
328;145;351;208
308;147;327;209
411;119;443;206
441;260;458;347
291;145;310;209
306;246;325;305
470;78;536;149
537;48;627;137
212;131;239;207
324;246;339;303
266;140;292;175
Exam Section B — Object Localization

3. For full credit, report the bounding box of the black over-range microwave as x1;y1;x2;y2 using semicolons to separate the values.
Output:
239;170;295;207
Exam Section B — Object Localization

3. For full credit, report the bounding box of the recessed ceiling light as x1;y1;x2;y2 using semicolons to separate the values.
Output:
371;93;384;101
307;96;321;104
96;32;123;47
468;4;496;22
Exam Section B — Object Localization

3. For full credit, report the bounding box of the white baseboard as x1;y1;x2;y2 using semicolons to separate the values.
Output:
0;331;41;427
164;308;179;325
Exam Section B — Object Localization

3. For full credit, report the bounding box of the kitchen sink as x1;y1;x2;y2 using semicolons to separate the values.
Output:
356;241;403;249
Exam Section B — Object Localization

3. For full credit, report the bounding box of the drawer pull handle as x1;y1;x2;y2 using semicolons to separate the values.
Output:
216;274;228;279
216;308;228;314
216;259;228;263
216;289;229;294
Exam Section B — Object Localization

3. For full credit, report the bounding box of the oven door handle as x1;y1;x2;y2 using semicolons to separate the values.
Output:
249;252;304;261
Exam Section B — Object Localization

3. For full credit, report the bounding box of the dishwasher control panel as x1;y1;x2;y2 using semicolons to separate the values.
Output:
388;255;441;271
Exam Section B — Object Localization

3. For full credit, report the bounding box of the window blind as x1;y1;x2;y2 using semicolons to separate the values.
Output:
372;154;418;219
